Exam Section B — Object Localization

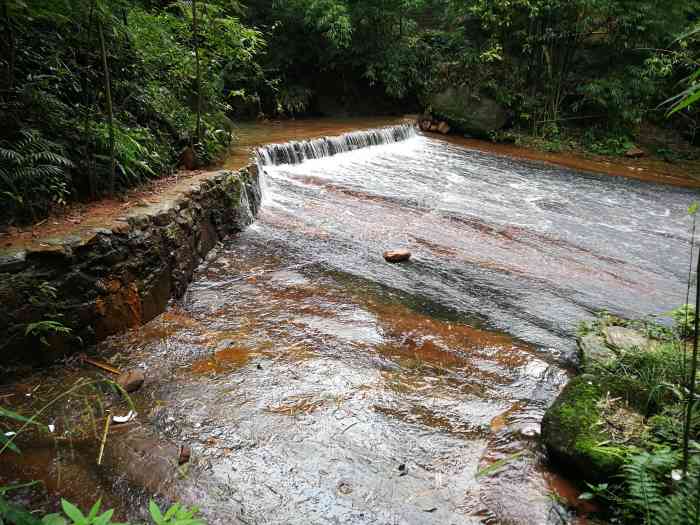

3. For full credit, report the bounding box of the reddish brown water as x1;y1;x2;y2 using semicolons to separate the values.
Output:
3;119;697;524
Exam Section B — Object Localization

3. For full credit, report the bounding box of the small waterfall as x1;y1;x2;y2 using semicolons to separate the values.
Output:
238;178;255;226
255;124;416;166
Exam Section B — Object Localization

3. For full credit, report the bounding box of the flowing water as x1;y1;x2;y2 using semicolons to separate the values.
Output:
2;122;698;524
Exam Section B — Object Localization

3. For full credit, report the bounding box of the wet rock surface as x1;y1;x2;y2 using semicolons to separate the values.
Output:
0;166;261;364
1;128;694;524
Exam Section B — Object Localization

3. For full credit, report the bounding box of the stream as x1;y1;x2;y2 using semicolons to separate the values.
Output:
2;121;697;524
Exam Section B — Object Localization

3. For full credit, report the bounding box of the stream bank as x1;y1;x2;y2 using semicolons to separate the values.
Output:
0;165;261;364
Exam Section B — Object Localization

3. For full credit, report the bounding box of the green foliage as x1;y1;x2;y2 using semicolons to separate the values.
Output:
0;0;263;224
617;450;700;524
667;26;700;116
0;380;203;524
669;304;696;339
0;129;73;221
583;130;635;156
0;497;206;525
24;321;73;347
571;309;700;523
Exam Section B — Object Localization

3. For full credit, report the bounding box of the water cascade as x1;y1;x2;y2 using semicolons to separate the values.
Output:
255;124;416;166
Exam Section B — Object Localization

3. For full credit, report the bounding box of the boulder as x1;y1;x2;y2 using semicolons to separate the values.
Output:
436;121;451;135
383;250;411;263
117;368;146;393
541;375;624;482
625;147;645;159
603;326;654;352
579;334;615;367
429;88;508;137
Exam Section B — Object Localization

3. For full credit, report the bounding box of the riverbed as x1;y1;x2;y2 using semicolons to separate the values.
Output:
1;121;697;524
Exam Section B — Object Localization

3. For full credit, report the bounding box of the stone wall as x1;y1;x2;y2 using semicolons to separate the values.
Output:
0;166;261;364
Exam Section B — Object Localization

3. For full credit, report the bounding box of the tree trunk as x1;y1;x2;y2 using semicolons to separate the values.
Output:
98;18;116;196
2;0;16;90
192;0;202;147
682;248;700;474
82;2;97;199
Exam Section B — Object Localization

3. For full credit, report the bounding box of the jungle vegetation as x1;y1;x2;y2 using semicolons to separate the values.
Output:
1;0;699;224
2;1;700;523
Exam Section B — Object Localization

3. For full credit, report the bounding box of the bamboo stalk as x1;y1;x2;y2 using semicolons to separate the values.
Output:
192;0;202;146
84;357;121;376
98;18;116;197
682;248;700;474
97;412;111;466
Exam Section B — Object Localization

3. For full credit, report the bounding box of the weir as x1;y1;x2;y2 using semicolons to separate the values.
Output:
255;123;416;166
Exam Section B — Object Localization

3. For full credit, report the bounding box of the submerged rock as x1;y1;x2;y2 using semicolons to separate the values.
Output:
117;368;146;393
383;249;411;263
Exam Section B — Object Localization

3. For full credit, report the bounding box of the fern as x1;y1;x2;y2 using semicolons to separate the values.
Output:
0;129;73;220
623;449;700;524
653;455;700;525
623;449;676;523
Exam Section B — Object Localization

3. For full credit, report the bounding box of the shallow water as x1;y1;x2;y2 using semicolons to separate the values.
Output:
2;124;697;524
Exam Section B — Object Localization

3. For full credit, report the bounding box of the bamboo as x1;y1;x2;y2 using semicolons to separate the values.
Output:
98;18;116;196
84;357;121;375
682;246;700;474
193;0;202;146
97;412;111;465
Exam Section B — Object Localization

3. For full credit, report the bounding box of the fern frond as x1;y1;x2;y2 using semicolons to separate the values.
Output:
623;449;678;523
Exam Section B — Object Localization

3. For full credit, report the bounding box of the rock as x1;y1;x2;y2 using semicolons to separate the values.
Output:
603;326;653;352
578;334;615;367
383;250;411;263
428;88;508;137
541;375;624;482
436;121;450;135
418;119;432;132
116;368;145;393
625;147;645;159
0;250;27;273
180;146;196;170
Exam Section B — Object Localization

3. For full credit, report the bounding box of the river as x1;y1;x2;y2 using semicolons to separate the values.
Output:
1;121;697;524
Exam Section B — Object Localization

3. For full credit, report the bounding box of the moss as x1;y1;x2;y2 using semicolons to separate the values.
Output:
542;375;626;481
221;173;242;205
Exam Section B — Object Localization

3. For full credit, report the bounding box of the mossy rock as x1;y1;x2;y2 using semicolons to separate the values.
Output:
542;374;627;482
578;333;616;369
428;87;508;138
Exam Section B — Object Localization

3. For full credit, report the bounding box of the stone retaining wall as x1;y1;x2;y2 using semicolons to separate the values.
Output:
0;165;261;364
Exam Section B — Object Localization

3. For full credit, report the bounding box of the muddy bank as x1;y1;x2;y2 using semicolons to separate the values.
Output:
0;165;261;364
